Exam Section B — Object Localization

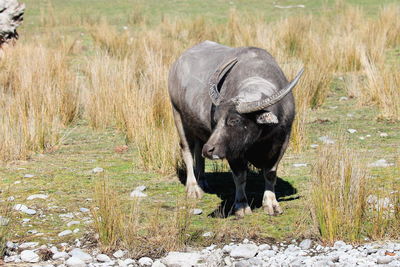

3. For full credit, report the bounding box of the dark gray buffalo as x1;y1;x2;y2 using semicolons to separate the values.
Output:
168;41;303;217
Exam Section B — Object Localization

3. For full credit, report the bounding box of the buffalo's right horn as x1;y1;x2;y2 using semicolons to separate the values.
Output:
208;57;238;105
236;68;304;113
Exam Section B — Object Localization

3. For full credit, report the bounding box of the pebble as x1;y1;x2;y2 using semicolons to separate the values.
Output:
58;230;73;237
347;129;357;133
0;216;9;226
230;244;258;258
20;250;40;263
92;167;104;173
79;207;90;213
19;242;39;249
380;133;388;137
65;256;86;267
368;159;394;168
113;249;126;258
7;196;15;201
152;260;166;267
24;174;35;178
53;251;70;260
299;239;313;250
138;257;153;266
27;194;48;200
202;231;213;237
130;190;147;198
319;136;335;144
293;163;307;167
310;144;319;148
96;254;111;262
69;248;93;263
192;208;203;215
161;252;201;266
67;221;80;227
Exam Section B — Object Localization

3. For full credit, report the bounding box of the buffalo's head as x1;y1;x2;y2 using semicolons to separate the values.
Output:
202;58;303;160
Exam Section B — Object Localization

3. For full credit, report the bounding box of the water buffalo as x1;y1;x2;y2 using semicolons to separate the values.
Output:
168;41;303;217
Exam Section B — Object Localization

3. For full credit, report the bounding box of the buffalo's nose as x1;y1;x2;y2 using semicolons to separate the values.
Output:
202;144;215;158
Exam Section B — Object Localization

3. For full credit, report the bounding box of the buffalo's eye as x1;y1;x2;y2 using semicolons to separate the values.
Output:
227;118;240;126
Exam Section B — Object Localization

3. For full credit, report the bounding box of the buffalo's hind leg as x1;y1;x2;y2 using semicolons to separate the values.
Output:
262;135;290;216
172;107;204;199
229;159;252;218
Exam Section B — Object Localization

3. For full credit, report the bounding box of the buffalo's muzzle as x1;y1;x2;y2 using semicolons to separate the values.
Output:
202;144;216;159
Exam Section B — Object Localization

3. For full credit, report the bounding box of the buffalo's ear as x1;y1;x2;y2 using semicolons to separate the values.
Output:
256;111;279;124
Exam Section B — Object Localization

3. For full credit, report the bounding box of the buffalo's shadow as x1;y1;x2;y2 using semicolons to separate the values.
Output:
177;168;298;218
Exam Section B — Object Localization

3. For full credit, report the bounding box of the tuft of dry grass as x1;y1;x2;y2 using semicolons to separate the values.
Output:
0;192;12;257
0;44;79;161
310;141;367;243
92;178;197;258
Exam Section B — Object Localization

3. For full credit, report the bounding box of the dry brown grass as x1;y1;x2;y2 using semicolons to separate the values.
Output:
310;141;368;243
92;179;196;258
0;44;79;161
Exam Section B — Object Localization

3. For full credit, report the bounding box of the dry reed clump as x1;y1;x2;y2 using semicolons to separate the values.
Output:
310;141;367;243
0;190;13;257
0;44;79;161
92;179;195;258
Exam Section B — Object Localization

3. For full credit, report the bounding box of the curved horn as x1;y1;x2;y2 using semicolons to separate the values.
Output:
209;57;238;105
236;68;304;113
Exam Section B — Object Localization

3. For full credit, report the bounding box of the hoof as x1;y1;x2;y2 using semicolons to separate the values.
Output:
263;191;283;216
186;184;204;199
233;202;252;218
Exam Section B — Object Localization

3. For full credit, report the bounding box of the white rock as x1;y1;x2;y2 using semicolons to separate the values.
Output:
152;260;166;267
96;254;111;262
20;250;40;263
299;239;313;250
53;251;70;260
69;248;93;263
92;167;104;173
24;174;35;178
14;180;21;184
339;96;348;101
130;190;147;198
13;204;28;211
27;194;48;200
202;231;213;237
50;246;58;254
67;221;80;227
138;257;153;266
58;230;73;237
359;137;365;140
347;129;357;134
65;256;86;267
368;159;394;168
192;208;203;215
19;242;39;249
22;218;30;223
60;213;74;219
161;252;202;266
310;144;319;149
224;256;232;266
380;133;388;137
123;258;135;265
293;163;307;167
135;185;147;191
23;208;36;215
258;244;271;251
73;228;80;233
79;207;90;213
4;255;20;263
113;249;126;258
7;196;15;201
230;244;258;258
319;136;335;144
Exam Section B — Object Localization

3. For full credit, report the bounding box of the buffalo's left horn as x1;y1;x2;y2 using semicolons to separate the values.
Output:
208;57;238;105
236;68;304;113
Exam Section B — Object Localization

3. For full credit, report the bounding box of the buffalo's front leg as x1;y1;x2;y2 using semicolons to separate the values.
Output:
262;169;282;216
229;159;251;217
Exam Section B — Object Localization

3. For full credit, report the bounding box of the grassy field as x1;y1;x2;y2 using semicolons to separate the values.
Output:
1;0;400;259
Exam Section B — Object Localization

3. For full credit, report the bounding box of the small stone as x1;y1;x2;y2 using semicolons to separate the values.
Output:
66;256;86;267
152;260;166;267
347;129;357;134
135;185;147;191
19;242;39;249
24;174;35;178
299;239;313;250
161;252;201;266
293;163;307;167
13;204;28;211
380;133;388;137
339;96;348;101
73;228;80;233
130;190;147;198
23;208;36;215
334;240;346;249
53;252;70;260
4;255;20;263
58;230;73;237
27;194;48;200
138;257;153;266
224;256;232;266
310;144;319;149
258;244;271;251
20;250;40;263
7;196;15;201
377;256;394;264
79;207;90;213
6;241;16;249
230;244;258;258
368;159;394;168
69;248;92;263
92;167;104;173
359;137;365;140
113;250;125;258
67;221;80;227
192;208;203;215
96;254;111;262
27;229;38;234
202;231;213;237
14;180;21;184
124;258;135;265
